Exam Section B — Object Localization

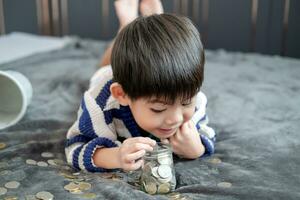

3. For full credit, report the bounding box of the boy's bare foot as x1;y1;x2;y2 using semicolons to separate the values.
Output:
114;0;139;30
140;0;164;16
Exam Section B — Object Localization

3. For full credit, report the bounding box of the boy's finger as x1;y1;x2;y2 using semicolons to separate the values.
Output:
128;159;144;171
131;137;156;146
125;150;146;162
131;143;154;152
160;138;169;144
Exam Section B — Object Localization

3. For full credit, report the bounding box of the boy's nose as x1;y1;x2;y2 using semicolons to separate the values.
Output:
165;109;183;126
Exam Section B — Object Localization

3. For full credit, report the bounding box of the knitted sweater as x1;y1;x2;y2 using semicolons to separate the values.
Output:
65;65;216;172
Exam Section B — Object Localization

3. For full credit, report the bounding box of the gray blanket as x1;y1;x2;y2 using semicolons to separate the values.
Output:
0;39;300;200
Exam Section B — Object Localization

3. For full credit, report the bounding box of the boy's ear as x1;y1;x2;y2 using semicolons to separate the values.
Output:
110;82;130;106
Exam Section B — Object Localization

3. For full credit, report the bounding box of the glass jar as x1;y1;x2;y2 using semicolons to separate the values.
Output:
140;142;176;194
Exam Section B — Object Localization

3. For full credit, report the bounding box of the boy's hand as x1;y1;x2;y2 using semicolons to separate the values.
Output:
161;121;204;159
118;137;156;171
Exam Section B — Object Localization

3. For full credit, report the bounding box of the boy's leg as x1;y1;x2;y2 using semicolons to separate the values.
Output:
140;0;163;16
99;0;139;67
99;0;164;67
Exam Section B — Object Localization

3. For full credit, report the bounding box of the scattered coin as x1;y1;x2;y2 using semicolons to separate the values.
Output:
5;181;20;189
41;152;54;158
80;192;97;199
0;161;9;168
60;171;77;179
37;161;48;167
209;158;222;164
47;159;57;166
4;196;18;200
0;170;12;175
0;187;8;195
26;159;37;165
25;195;38;200
53;159;65;166
78;182;92;191
217;182;232;188
0;142;6;149
167;192;181;199
35;191;54;200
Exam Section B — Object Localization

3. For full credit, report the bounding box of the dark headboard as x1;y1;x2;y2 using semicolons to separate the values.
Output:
0;0;299;58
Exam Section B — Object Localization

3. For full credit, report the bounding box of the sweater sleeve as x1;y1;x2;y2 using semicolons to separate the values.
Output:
191;91;216;157
65;90;119;172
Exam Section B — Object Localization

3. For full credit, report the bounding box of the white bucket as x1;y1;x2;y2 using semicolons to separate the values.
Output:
0;71;33;130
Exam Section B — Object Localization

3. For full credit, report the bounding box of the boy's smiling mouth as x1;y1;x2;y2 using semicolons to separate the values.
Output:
158;127;178;135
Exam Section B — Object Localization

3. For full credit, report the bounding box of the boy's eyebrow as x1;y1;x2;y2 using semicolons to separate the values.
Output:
147;99;168;104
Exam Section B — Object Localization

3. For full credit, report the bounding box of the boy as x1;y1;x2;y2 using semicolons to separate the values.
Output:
65;0;216;172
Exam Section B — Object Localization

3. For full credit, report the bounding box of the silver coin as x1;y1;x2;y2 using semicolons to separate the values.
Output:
157;155;172;165
26;159;37;165
0;187;8;195
47;159;57;166
5;181;20;189
157;165;172;179
151;167;160;178
37;161;48;167
217;182;232;188
35;191;54;200
41;152;54;158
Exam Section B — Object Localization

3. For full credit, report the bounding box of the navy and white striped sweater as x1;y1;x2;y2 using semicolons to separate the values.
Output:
65;66;216;172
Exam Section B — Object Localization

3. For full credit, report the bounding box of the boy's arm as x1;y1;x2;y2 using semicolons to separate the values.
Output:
191;91;216;156
65;90;156;172
65;92;119;172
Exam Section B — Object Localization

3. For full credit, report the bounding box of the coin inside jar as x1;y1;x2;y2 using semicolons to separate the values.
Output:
140;142;176;194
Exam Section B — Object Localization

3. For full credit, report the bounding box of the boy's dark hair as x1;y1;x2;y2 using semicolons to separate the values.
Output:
111;13;205;103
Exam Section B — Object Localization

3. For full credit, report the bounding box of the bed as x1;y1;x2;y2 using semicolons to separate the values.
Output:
0;34;300;200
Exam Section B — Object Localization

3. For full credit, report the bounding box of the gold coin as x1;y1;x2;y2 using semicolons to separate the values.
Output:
0;142;6;149
167;192;181;198
157;182;170;194
35;191;54;200
64;182;79;191
80;192;97;199
209;158;222;164
4;196;18;200
78;182;92;191
60;172;77;179
144;181;157;195
99;173;113;179
217;182;232;188
69;189;83;194
0;187;8;195
5;181;20;189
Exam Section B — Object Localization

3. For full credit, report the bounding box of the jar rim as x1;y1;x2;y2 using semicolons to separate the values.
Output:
144;142;172;158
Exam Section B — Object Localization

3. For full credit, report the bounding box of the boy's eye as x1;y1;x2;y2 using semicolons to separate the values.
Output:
182;102;192;106
150;108;166;113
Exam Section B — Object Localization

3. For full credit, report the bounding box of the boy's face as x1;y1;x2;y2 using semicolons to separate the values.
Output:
128;96;196;139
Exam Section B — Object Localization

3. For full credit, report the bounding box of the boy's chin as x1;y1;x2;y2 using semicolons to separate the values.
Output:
152;132;175;140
